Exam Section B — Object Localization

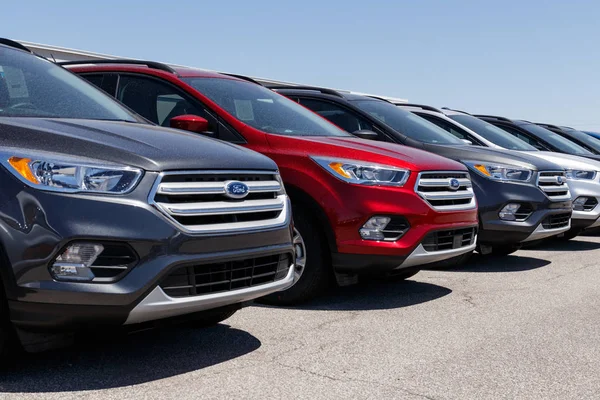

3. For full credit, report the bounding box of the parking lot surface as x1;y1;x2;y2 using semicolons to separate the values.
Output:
2;236;600;399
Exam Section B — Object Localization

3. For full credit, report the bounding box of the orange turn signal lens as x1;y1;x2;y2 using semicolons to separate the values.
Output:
328;162;352;178
8;157;39;184
473;164;491;177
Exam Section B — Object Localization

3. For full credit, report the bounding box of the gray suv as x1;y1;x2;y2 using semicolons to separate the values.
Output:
0;40;295;356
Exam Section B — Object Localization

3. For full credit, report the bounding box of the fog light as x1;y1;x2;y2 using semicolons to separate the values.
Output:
50;243;104;282
360;216;391;241
573;197;589;211
499;203;521;221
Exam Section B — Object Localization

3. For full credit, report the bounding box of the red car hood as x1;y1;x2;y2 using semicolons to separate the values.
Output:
268;135;467;172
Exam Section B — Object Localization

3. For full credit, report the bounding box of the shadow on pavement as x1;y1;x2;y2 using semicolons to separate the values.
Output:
428;253;551;273
0;324;260;393
256;280;451;311
523;238;600;252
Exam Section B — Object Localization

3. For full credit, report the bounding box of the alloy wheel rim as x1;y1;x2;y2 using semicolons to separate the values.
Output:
293;228;306;280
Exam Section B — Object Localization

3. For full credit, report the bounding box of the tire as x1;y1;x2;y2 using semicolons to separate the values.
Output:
186;307;238;328
428;251;473;269
386;268;420;281
484;244;520;257
557;229;582;241
259;206;330;305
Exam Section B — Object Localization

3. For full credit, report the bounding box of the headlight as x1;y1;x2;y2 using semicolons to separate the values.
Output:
5;156;142;194
311;157;410;186
465;161;532;182
566;169;597;180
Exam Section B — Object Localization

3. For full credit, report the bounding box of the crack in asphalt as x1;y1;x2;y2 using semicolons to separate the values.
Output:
272;360;438;400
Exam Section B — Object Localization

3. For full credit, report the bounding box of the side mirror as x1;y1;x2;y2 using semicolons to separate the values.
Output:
170;114;211;135
352;130;379;140
461;139;473;145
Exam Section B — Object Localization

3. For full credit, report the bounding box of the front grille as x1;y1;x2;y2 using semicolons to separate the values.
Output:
542;213;571;230
151;170;289;233
415;171;476;211
537;171;570;201
160;253;292;298
422;227;477;252
514;203;534;221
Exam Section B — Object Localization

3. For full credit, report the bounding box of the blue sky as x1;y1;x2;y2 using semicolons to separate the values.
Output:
5;1;600;129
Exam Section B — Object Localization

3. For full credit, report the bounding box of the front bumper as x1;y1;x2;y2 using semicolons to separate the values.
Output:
566;178;600;230
1;172;295;331
473;176;572;245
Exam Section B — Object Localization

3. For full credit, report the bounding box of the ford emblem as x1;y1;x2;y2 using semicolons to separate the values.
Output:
556;176;564;184
225;181;249;199
449;178;461;191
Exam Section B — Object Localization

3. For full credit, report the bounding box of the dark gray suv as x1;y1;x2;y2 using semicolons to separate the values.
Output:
0;40;295;355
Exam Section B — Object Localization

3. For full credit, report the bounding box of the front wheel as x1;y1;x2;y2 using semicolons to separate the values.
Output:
186;307;238;328
427;251;473;269
386;268;420;281
478;244;520;257
557;229;582;241
259;207;330;305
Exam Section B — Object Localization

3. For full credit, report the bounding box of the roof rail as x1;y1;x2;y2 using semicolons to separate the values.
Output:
560;125;575;130
219;73;263;86
473;115;512;122
265;84;344;98
0;38;32;53
58;59;179;75
441;107;472;115
536;122;561;130
395;103;443;113
363;95;393;103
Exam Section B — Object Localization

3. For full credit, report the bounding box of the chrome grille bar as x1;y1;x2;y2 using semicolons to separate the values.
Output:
415;171;476;211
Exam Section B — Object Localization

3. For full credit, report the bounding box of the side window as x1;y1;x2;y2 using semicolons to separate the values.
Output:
80;73;118;97
298;98;374;134
498;124;546;150
418;114;483;145
116;75;206;126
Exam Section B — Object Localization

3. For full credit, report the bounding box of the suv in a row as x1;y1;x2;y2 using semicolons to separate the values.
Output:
266;86;573;255
64;60;480;304
402;106;600;239
0;40;298;355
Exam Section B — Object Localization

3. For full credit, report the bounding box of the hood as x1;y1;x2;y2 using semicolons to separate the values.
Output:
422;144;564;171
0;118;277;171
269;136;468;172
524;151;600;171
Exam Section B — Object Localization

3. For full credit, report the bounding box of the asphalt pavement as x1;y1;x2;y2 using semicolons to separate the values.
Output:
2;236;600;399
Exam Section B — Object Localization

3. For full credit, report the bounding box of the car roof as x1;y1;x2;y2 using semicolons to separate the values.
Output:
61;59;247;81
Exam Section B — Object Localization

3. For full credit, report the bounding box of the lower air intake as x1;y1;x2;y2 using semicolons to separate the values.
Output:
160;253;292;298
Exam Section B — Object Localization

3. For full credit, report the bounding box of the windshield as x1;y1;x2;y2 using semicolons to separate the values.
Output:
450;114;538;151
520;123;592;155
351;100;464;145
0;46;137;121
183;78;349;137
561;128;600;153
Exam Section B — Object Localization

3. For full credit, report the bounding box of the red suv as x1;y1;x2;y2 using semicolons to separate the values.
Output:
65;60;478;304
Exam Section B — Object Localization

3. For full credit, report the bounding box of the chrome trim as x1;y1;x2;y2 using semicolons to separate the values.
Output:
414;171;476;211
124;263;296;325
522;219;571;242
148;170;290;235
158;197;285;216
417;178;471;187
158;180;282;195
536;171;571;201
399;236;477;268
